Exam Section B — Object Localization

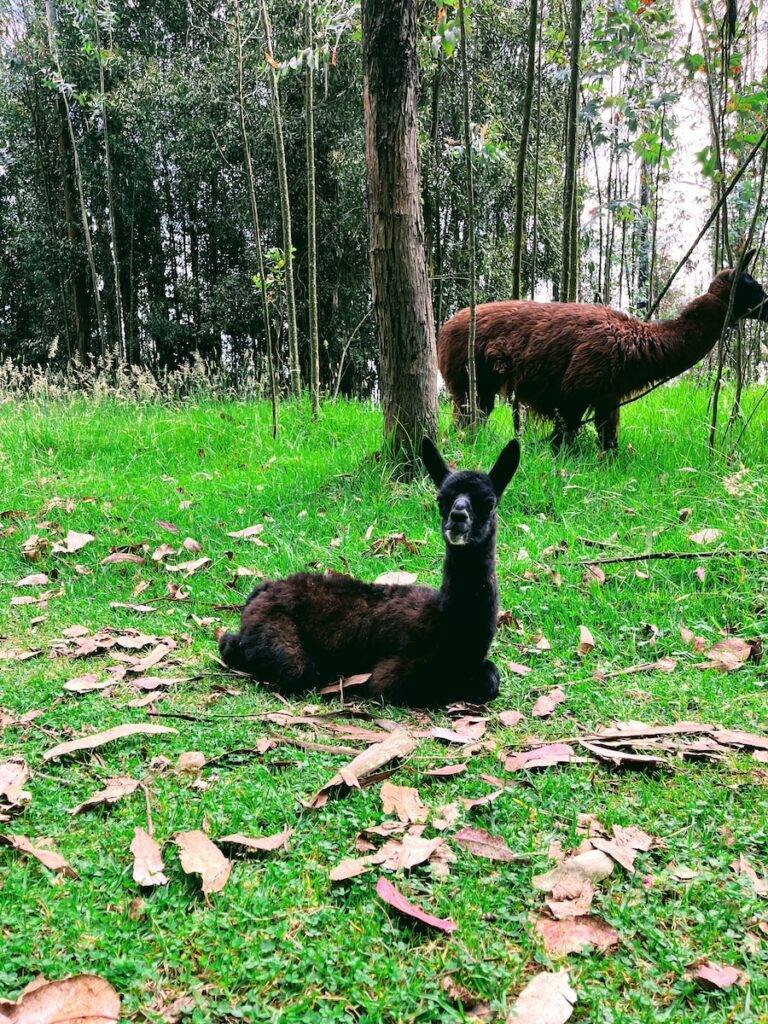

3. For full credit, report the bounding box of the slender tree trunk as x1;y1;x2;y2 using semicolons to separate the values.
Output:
260;0;301;396
530;0;543;300
560;0;582;302
233;0;277;438
46;0;104;354
93;8;125;359
648;105;666;310
305;0;320;417
361;0;438;470
511;0;538;299
458;0;477;424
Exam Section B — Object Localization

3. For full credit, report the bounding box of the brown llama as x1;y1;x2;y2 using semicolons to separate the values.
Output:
438;251;768;451
218;438;520;707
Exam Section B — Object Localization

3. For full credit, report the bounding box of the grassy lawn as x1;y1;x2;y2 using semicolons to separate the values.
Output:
1;384;768;1023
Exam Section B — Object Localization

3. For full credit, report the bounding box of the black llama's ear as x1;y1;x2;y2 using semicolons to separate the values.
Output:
741;248;757;272
421;437;450;488
488;439;520;497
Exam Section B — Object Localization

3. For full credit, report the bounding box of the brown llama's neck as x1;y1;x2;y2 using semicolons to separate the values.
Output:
624;290;728;390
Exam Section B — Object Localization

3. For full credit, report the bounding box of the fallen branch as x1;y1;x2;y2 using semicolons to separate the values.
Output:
578;547;768;567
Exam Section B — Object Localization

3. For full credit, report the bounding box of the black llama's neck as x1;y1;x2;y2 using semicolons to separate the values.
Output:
439;520;499;659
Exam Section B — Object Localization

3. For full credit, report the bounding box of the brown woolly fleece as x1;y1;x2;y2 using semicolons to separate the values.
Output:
438;263;768;450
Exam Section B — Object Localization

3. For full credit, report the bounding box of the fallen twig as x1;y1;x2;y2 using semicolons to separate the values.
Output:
577;547;768;567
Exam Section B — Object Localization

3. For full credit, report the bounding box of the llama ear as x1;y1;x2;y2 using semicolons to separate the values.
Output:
742;248;757;271
421;437;450;488
488;439;520;497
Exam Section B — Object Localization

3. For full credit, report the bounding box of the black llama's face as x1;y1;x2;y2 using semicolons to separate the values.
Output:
730;249;768;321
421;438;521;547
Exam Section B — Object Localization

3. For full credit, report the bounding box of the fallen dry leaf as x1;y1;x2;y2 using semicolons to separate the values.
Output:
176;752;206;774
580;740;667;770
504;744;580;772
594;657;676;681
685;961;745;991
101;552;145;566
330;856;372;882
730;855;768;897
165;557;211;575
0;833;76;877
454;827;517;862
533;849;614;919
0;974;120;1023
43;723;177;762
63;674;112;695
696;637;755;672
498;709;524;728
507;662;531;677
374;570;417;586
219;828;292;854
182;537;202;553
460;789;503;811
439;975;490;1018
306;729;417;808
109;602;156;614
52;530;94;555
70;776;140;815
174;830;231;895
577;625;595;656
507;969;576;1024
689;528;721;545
227;524;264;540
424;763;467;778
375;876;456;933
535;915;619;955
0;759;30;810
21;534;49;561
380;781;427;824
582;564;606;585
532;687;566;719
130;827;168;887
376;834;446;871
15;573;49;587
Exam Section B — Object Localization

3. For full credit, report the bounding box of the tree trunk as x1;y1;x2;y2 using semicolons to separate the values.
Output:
560;0;581;302
260;0;301;397
361;0;438;470
530;0;543;300
305;0;320;417
511;0;538;300
458;0;477;423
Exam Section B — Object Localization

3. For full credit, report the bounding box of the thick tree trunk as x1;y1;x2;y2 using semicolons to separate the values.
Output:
306;0;320;418
361;0;438;469
560;0;581;302
511;0;538;300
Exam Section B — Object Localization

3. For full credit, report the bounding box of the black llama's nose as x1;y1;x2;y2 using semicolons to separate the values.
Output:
449;500;470;524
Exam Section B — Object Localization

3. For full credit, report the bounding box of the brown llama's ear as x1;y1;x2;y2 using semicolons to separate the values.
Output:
421;437;450;488
488;439;520;497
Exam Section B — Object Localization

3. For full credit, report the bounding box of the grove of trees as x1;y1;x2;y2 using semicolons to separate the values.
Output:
1;0;766;445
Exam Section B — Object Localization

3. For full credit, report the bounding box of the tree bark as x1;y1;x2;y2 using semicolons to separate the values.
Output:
511;0;538;299
560;0;581;302
305;0;320;417
458;0;477;424
361;0;438;469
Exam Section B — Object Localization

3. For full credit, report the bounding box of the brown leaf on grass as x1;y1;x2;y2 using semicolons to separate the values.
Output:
589;837;639;873
128;642;175;674
152;543;176;562
711;729;768;751
460;789;503;811
532;687;566;719
61;624;90;638
63;674;112;695
507;969;576;1024
156;519;179;534
0;834;76;877
380;781;427;824
582;564;606;585
306;729;417;808
433;802;461;830
498;710;524;728
226;524;264;540
507;662;531;678
503;744;580;772
374;570;418;586
127;691;166;709
580;740;667;769
577;625;595;656
587;720;711;743
425;763;467;778
21;534;49;561
535;915;619;955
375;876;457;933
689;528;722;545
51;530;94;555
0;759;30;810
439;976;491;1019
219;827;292;854
685;961;746;991
593;657;677;681
130;827;168;887
174;831;231;894
176;752;205;774
454;827;517;862
330;856;373;882
15;573;49;587
0;974;120;1023
680;626;707;651
430;726;478;745
369;532;424;556
165;557;211;575
696;637;756;672
0;648;40;663
182;537;202;553
110;602;156;614
533;850;614;919
376;834;446;871
730;855;768;896
42;723;177;762
70;776;140;815
101;552;145;566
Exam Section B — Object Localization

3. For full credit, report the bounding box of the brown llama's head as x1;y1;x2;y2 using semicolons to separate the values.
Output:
421;438;520;547
709;249;768;322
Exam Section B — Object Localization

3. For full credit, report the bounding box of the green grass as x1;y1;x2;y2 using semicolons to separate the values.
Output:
1;384;768;1022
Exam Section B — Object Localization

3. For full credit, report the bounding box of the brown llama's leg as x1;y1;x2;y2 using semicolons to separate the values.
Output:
367;655;499;707
551;408;584;452
513;396;521;434
595;403;619;452
219;617;319;694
